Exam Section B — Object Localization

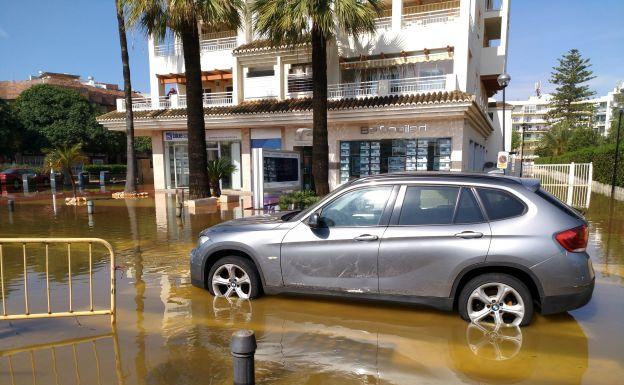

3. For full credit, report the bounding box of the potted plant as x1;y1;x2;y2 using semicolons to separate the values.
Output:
206;158;237;198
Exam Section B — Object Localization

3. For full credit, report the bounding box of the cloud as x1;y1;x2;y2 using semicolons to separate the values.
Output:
0;27;8;39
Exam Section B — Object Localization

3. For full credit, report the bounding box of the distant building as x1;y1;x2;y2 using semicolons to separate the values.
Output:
505;82;624;160
0;71;130;113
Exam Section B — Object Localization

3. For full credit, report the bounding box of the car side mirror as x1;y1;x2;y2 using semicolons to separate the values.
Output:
308;212;321;228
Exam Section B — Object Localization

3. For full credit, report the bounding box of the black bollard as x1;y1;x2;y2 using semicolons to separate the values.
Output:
87;200;94;214
7;199;15;212
231;329;256;385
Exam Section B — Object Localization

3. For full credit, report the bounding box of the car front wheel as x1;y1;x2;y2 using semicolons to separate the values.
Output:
208;256;262;300
459;273;534;327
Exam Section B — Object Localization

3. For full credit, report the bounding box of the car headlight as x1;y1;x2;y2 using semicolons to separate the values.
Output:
198;235;210;246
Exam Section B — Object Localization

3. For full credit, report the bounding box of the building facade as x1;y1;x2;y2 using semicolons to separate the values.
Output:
98;0;511;193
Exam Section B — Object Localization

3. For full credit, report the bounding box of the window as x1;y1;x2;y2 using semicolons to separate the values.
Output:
399;186;459;225
454;188;484;223
321;186;392;227
477;188;526;220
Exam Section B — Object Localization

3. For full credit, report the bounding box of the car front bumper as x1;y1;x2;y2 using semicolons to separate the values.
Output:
189;247;205;289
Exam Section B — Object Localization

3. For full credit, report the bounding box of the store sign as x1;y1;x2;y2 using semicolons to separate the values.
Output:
164;130;241;142
361;124;428;135
164;131;188;142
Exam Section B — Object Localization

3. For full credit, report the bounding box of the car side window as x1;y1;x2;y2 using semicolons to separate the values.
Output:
453;188;484;224
399;186;459;225
321;186;392;227
476;188;526;220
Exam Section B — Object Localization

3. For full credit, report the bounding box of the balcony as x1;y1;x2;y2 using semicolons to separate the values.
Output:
117;92;233;112
374;9;392;31
154;35;237;57
402;0;460;29
327;75;453;99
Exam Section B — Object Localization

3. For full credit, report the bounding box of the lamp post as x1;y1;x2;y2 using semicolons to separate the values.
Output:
611;100;624;197
497;73;511;153
520;123;527;177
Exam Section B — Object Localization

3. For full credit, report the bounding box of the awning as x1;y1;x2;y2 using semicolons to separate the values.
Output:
340;50;453;70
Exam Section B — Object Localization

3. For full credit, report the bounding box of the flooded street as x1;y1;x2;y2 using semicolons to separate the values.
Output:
0;192;623;385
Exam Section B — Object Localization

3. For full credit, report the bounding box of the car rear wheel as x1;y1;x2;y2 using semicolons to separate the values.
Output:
459;273;534;327
208;256;261;300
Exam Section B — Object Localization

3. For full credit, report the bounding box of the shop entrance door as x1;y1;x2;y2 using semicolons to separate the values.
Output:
170;143;189;188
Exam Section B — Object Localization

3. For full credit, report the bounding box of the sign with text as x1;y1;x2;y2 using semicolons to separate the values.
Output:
361;124;428;135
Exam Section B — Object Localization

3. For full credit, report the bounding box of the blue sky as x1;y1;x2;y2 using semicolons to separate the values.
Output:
0;0;622;100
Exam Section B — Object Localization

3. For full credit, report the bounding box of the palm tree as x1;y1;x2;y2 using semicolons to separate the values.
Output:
115;0;137;193
124;0;243;199
206;158;237;197
537;123;572;157
252;0;382;195
44;144;87;198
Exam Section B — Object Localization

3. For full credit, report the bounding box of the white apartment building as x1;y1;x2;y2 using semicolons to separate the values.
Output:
98;0;511;192
506;82;624;159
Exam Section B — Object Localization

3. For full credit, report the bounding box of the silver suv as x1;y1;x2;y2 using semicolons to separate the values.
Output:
190;173;595;327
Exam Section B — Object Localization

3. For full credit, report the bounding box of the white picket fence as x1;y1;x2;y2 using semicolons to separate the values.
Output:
522;163;593;208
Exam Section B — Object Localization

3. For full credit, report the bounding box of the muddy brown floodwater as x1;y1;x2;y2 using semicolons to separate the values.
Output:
0;192;622;385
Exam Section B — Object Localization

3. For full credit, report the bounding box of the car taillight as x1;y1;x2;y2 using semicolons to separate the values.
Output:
555;225;588;252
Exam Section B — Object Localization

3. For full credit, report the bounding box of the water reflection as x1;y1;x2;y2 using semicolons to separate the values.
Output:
0;192;622;384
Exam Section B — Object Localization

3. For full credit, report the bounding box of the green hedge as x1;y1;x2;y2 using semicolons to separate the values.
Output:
0;164;44;173
83;164;127;174
535;143;623;187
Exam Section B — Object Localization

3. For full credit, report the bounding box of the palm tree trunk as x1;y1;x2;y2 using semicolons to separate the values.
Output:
68;168;77;199
115;0;137;193
311;23;330;196
180;22;210;199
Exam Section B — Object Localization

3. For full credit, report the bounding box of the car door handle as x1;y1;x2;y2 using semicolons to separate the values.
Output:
455;231;483;239
354;234;379;242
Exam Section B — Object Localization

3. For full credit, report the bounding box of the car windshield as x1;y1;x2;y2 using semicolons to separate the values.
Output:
288;180;356;222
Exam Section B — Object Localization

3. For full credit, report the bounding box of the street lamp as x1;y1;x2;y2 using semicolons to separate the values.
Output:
611;98;624;197
497;73;511;153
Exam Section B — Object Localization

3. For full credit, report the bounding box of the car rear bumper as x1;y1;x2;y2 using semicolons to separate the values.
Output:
540;278;594;315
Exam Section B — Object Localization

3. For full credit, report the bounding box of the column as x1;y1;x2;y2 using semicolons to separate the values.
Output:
233;56;244;104
391;0;403;32
151;131;166;190
275;55;285;100
241;128;252;192
148;34;162;109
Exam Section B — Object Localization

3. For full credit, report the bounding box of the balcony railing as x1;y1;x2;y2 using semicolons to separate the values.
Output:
286;74;314;98
328;75;449;99
118;92;233;111
402;0;460;28
154;36;237;57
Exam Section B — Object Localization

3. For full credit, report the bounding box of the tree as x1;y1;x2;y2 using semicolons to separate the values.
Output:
547;49;596;129
252;0;382;195
511;130;521;151
44;144;88;198
124;0;243;199
567;127;603;152
115;0;137;192
206;157;237;197
0;99;22;160
11;84;118;155
536;122;572;157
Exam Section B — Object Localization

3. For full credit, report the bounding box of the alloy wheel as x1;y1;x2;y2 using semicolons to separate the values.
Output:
211;263;252;299
467;282;525;328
